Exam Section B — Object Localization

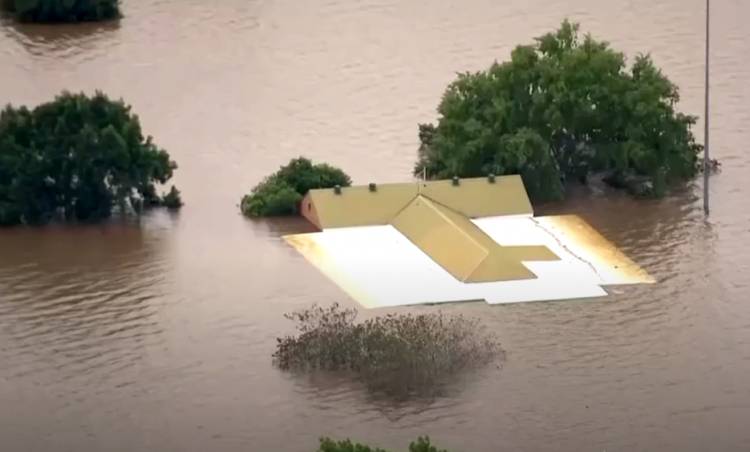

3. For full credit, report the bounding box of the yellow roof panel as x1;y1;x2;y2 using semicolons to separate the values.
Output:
300;175;555;284
420;175;533;218
391;195;558;282
391;196;489;282
307;183;417;229
469;245;559;282
305;175;533;230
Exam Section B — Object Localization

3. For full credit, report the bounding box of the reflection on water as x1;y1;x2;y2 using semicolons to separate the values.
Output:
0;222;169;387
287;369;494;423
2;0;750;451
0;18;120;54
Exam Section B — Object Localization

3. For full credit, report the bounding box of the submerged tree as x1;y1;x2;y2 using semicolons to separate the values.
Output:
241;157;351;217
274;304;502;397
1;0;120;23
0;91;179;226
415;20;701;201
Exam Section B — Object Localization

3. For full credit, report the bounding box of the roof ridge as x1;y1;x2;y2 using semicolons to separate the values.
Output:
387;183;422;220
400;195;491;282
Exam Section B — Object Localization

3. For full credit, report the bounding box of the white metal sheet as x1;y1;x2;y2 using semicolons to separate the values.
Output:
284;214;646;308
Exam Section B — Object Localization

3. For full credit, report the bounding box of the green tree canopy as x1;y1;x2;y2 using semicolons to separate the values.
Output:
1;0;120;22
0;91;179;226
241;157;351;217
415;20;701;201
319;436;447;452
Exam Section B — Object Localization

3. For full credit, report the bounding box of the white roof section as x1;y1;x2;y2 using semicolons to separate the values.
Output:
284;214;654;308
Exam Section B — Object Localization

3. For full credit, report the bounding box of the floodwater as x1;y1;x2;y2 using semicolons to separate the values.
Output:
1;0;749;450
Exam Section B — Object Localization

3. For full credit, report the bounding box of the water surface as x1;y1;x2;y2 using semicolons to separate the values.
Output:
1;0;749;450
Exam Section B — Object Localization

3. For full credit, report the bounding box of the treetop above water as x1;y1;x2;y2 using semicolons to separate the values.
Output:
241;157;351;218
415;20;702;201
1;0;121;23
0;91;179;226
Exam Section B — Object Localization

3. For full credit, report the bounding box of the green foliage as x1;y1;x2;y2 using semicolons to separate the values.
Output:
0;91;179;226
242;177;303;217
318;436;447;452
415;20;701;201
241;157;351;217
2;0;120;22
274;304;501;397
319;438;388;452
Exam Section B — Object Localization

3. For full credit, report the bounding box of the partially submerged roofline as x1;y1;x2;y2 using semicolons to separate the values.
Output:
301;175;533;230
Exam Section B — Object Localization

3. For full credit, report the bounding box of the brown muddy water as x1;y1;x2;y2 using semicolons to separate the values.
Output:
1;0;749;451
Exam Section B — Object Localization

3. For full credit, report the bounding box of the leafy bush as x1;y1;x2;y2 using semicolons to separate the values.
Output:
241;157;351;217
319;436;447;452
273;304;501;396
415;20;701;201
2;0;121;23
0;91;179;226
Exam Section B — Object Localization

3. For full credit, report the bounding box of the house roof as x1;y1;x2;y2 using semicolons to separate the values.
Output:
302;175;533;230
391;195;558;282
303;182;417;229
299;175;556;283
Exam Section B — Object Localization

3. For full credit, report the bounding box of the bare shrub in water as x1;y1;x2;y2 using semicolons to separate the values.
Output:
273;304;501;395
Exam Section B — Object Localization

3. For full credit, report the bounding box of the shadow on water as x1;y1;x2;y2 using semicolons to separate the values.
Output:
0;13;120;57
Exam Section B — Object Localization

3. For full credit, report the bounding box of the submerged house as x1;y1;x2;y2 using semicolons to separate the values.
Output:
286;176;653;308
300;176;558;282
